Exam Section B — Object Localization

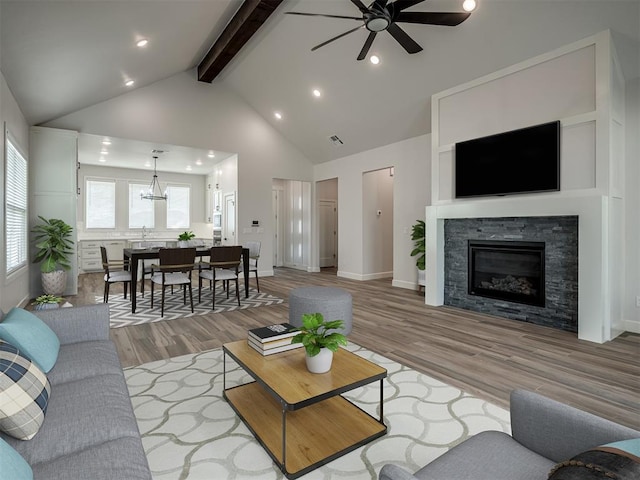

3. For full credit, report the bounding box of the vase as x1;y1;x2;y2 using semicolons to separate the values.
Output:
34;302;60;311
305;348;334;374
42;270;67;296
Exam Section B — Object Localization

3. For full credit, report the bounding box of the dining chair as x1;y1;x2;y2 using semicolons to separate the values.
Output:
198;246;243;309
100;246;132;303
150;247;197;317
244;241;261;292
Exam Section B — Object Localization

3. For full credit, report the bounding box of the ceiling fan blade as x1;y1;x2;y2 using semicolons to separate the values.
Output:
386;23;422;54
350;0;370;14
396;11;471;26
372;0;389;10
390;0;425;12
357;32;377;61
311;25;364;52
285;12;363;21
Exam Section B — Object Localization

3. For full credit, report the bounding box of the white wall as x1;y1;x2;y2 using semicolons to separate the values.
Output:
0;70;30;310
314;134;430;288
45;69;314;273
624;78;640;330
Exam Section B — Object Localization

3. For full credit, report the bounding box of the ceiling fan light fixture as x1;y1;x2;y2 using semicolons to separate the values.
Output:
365;15;390;32
370;55;380;65
141;156;167;201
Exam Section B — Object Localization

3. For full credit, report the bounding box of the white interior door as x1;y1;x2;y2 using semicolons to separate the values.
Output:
272;189;284;267
223;192;236;245
319;200;337;267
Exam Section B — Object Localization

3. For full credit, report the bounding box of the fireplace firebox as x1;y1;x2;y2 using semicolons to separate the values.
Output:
468;240;545;307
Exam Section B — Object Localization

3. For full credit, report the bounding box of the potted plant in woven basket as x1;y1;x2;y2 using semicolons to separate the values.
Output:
291;313;348;374
32;216;74;295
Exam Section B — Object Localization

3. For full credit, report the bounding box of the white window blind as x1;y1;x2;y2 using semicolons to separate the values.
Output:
129;183;154;228
5;135;28;274
166;185;190;229
86;179;116;228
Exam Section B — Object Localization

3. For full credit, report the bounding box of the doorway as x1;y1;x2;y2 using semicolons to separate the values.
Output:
362;168;394;278
223;192;236;245
317;178;338;271
272;179;311;271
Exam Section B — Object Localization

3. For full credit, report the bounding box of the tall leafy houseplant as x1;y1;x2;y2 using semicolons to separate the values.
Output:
291;313;348;374
410;219;426;288
32;216;74;295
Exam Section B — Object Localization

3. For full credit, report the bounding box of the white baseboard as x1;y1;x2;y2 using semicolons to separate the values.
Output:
337;271;393;281
392;279;419;290
308;266;321;273
624;318;640;334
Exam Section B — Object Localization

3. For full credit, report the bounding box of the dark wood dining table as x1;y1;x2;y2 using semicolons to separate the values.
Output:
123;246;250;313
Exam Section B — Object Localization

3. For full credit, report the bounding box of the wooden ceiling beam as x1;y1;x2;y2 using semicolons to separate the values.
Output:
198;0;284;83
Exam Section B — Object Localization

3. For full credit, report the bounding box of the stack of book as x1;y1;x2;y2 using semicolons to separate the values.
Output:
247;323;303;356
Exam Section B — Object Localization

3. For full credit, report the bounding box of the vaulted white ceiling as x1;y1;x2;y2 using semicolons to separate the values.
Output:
1;0;639;165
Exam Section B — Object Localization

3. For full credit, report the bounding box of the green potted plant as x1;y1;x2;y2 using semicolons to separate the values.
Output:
32;216;74;295
31;294;63;311
177;231;196;247
410;219;426;288
291;313;348;374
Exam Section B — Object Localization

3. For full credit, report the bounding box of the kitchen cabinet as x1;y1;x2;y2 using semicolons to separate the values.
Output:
79;240;125;272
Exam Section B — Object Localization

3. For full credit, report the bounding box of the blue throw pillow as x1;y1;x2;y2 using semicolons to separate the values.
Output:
0;308;60;372
0;437;33;480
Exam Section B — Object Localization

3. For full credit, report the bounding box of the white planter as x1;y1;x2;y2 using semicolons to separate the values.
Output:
305;348;334;374
178;240;191;248
41;270;67;296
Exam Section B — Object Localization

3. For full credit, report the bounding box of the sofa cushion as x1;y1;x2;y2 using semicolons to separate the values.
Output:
0;308;60;372
31;437;151;480
0;340;51;440
0;437;33;480
5;373;141;465
548;438;640;480
413;430;556;480
47;341;124;386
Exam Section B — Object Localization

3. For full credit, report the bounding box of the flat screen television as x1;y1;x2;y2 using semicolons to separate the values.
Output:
454;121;560;198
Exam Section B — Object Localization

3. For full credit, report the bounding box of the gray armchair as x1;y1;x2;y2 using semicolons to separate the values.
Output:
379;389;639;480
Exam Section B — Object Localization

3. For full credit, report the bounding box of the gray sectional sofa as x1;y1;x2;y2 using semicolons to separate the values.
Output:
379;389;639;480
0;304;152;480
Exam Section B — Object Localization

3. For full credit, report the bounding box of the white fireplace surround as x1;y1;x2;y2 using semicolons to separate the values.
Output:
425;193;618;344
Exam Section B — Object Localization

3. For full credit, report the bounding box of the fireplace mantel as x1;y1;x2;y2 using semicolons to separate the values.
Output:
425;194;615;343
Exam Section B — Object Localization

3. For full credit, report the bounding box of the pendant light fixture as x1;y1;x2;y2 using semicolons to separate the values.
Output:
141;156;167;201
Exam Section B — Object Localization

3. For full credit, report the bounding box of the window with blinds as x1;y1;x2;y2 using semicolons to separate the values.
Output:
129;182;154;228
166;185;190;229
5;135;28;274
85;179;116;228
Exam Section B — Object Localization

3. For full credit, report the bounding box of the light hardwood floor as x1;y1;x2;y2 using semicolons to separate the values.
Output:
71;267;640;430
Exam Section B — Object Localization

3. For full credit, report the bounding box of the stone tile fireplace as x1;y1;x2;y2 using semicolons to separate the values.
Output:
444;217;578;332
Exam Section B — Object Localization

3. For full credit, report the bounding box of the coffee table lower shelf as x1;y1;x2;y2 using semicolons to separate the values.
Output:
225;382;386;479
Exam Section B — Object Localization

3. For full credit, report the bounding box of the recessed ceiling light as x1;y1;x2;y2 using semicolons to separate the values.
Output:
274;112;282;120
312;89;321;98
125;79;135;87
99;157;106;163
370;55;380;65
136;39;149;48
195;159;202;166
208;151;215;158
144;162;151;168
100;150;109;155
186;165;192;171
462;0;477;12
102;139;111;146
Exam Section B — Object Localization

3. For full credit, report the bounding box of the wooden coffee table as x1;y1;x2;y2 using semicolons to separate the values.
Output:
223;340;387;479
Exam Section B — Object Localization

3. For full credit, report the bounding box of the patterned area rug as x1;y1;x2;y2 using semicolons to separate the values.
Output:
102;289;284;328
125;344;510;479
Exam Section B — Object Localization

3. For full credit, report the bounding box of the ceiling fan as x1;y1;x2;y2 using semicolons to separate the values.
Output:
285;0;472;60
